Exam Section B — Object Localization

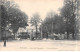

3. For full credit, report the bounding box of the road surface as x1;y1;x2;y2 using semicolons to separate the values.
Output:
0;39;80;51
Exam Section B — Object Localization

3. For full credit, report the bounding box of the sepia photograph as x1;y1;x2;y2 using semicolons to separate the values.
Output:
0;0;80;51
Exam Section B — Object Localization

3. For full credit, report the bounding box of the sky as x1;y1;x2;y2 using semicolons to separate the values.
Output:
14;0;64;20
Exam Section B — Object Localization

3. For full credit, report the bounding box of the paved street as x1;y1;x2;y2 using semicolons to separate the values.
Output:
0;39;80;51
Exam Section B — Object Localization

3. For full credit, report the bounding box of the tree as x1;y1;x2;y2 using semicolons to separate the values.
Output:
41;11;65;39
1;0;28;39
1;5;8;34
8;7;28;38
74;0;80;39
43;11;55;35
30;13;42;39
60;0;76;39
52;15;65;34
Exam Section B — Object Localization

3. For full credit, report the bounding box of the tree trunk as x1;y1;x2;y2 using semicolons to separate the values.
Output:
14;33;16;39
41;26;43;39
36;25;37;39
67;32;69;39
72;33;75;39
0;29;1;40
0;15;1;40
46;33;48;39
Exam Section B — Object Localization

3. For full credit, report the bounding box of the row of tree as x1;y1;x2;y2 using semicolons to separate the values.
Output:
40;0;80;39
0;0;80;40
0;0;28;39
